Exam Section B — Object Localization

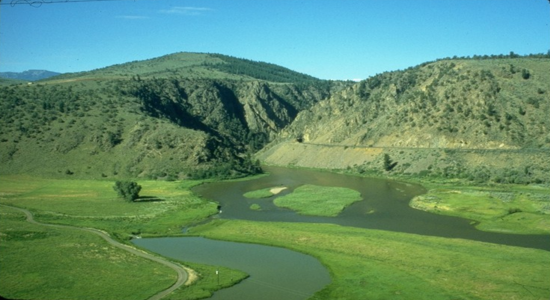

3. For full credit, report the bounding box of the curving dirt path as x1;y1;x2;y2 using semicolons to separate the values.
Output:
0;204;188;300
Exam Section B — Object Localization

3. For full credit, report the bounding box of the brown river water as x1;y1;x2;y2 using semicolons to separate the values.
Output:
134;166;548;300
192;166;549;251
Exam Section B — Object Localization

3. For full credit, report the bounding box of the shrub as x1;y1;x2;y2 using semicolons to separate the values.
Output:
113;181;141;202
521;69;530;80
508;208;523;215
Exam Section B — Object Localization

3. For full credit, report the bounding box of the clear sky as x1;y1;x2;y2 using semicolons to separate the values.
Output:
1;0;549;80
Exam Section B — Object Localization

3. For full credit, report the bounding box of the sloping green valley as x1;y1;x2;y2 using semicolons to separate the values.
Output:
1;52;549;300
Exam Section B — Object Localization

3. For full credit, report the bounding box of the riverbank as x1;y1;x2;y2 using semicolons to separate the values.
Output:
134;237;330;300
264;163;550;236
410;185;550;235
190;219;550;300
363;170;550;235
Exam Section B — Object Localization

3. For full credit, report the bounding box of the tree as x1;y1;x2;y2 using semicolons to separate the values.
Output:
521;69;530;80
383;154;397;171
113;181;141;202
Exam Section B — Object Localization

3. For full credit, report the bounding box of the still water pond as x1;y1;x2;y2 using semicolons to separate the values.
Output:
133;237;330;300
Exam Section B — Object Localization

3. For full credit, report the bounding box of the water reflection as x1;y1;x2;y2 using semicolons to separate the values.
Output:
133;237;331;300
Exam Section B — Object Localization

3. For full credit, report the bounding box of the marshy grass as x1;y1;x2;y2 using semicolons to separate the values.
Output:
243;187;275;199
273;184;361;216
410;185;550;234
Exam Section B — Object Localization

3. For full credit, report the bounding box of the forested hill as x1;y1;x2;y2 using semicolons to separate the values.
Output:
4;52;548;183
0;52;347;179
47;52;320;83
260;56;550;184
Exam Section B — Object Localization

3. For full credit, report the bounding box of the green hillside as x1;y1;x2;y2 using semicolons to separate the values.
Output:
0;53;342;179
0;78;28;86
47;52;319;83
3;52;549;183
260;56;550;183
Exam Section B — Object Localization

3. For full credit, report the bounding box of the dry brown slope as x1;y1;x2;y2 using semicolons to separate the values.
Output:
260;57;550;183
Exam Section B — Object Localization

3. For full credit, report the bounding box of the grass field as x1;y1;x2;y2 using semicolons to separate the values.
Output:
2;174;550;300
0;205;176;300
0;175;218;239
410;184;550;234
191;219;550;300
0;175;243;300
163;263;247;300
273;184;361;216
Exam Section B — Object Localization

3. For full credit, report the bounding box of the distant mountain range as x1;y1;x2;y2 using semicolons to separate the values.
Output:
0;70;61;81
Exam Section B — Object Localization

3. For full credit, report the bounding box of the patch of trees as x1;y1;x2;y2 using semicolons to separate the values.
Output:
189;155;262;180
0;84;97;142
209;54;319;83
432;51;550;63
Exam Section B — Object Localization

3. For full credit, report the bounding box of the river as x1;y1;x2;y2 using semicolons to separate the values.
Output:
136;166;548;300
192;166;549;251
133;237;331;300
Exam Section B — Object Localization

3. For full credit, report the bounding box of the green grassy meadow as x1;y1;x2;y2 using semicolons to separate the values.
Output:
0;175;242;300
1;174;550;300
0;205;176;300
0;176;217;238
243;187;276;199
410;184;550;234
273;184;361;216
191;219;550;300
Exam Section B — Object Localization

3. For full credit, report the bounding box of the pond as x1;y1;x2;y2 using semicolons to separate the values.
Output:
133;237;331;300
192;166;549;251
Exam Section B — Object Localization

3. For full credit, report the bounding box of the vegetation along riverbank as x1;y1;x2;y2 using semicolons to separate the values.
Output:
190;219;550;300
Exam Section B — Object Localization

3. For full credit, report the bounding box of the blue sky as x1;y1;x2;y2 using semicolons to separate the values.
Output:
1;0;549;80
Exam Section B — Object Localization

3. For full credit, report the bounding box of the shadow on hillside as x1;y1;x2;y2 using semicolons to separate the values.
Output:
135;196;163;203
